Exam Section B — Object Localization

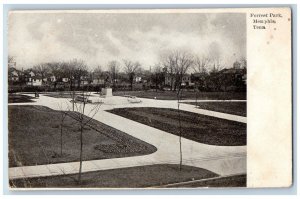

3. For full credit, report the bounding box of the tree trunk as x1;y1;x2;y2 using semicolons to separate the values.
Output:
72;90;75;111
70;79;73;91
177;87;183;171
78;91;86;184
78;124;83;184
195;89;198;108
113;74;116;90
77;79;81;90
60;123;63;156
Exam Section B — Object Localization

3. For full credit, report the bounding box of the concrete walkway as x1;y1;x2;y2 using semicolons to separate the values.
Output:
9;94;246;180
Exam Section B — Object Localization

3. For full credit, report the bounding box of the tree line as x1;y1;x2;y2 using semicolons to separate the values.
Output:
9;50;247;92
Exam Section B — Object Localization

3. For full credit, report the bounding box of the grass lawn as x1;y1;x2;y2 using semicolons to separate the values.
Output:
8;94;35;103
113;91;246;100
9;164;219;188
107;108;246;146
8;105;156;167
164;174;246;188
182;102;247;117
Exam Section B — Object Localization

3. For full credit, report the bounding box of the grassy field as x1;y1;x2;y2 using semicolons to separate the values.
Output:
107;108;246;146
113;91;246;100
8;94;35;103
8;105;156;167
183;102;247;117
9;164;219;188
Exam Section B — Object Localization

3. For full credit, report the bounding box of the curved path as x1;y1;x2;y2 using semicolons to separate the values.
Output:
9;94;246;180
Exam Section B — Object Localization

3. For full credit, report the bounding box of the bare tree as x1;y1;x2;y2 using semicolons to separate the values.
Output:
151;64;165;92
174;51;194;90
94;65;102;74
177;88;183;171
68;89;102;184
162;50;194;91
108;61;120;89
59;62;76;110
60;59;88;110
47;62;60;86
173;51;193;169
208;60;225;91
210;59;224;73
71;59;88;89
93;65;104;93
33;63;50;84
161;53;176;91
193;55;210;74
161;50;194;169
123;59;141;91
193;55;211;106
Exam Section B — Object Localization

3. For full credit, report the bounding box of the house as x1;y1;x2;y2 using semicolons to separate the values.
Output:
24;70;50;86
220;68;245;76
164;74;174;87
191;72;209;89
164;74;192;87
26;75;43;86
80;76;90;85
242;73;247;85
181;74;192;86
29;71;35;77
24;70;35;82
81;80;90;85
135;76;142;83
62;77;69;83
8;68;20;82
49;75;56;82
92;78;105;85
218;67;246;91
8;62;16;69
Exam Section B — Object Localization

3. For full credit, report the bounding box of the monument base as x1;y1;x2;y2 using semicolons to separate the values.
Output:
101;88;113;97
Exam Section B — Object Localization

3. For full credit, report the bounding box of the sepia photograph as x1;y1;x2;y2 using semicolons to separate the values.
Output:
7;9;248;189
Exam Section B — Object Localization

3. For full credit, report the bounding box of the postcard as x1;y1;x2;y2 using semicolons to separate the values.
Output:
7;8;292;189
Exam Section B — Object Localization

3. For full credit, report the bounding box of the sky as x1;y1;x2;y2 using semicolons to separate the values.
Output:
8;12;246;71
